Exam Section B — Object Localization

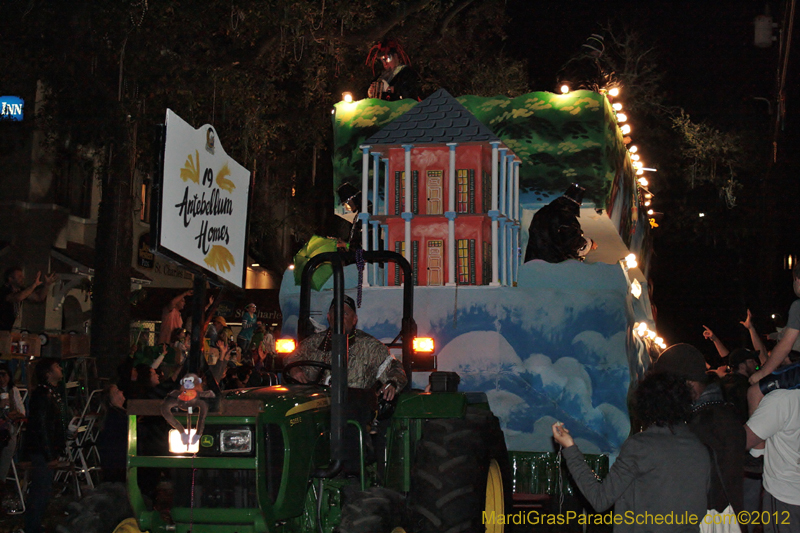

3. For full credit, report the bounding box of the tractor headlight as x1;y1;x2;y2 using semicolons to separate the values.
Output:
169;429;199;454
220;429;252;453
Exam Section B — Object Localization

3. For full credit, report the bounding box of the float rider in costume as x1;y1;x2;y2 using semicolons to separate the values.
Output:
366;38;422;101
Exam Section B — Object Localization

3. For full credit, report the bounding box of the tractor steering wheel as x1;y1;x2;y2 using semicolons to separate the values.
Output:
282;360;333;385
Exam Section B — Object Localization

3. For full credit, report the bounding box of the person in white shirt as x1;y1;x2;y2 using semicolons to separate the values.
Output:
745;389;800;533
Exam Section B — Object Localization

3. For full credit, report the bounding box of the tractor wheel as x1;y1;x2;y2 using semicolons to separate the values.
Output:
57;482;138;533
409;407;513;533
112;517;149;533
339;486;410;533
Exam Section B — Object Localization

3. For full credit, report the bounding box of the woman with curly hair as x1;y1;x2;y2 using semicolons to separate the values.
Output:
552;372;711;532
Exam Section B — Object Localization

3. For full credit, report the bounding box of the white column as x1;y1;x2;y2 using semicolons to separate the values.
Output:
360;147;370;258
383;158;390;215
402;144;413;264
499;148;508;217
514;160;521;222
506;154;515;218
446;143;457;286
513;160;521;284
489;141;500;286
370;152;381;284
504;154;515;285
491;143;499;211
360;146;370;215
372;153;380;216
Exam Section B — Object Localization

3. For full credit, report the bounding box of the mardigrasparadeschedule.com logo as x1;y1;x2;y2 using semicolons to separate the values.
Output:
0;96;24;121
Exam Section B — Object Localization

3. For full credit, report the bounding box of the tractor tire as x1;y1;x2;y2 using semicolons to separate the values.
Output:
339;486;411;533
409;407;513;533
55;482;136;533
112;517;149;533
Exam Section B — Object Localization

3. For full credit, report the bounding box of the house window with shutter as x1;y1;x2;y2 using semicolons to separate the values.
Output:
457;239;475;285
411;240;419;285
457;169;475;213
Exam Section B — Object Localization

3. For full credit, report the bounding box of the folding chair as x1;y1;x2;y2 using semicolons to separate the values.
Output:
5;389;28;515
55;389;104;497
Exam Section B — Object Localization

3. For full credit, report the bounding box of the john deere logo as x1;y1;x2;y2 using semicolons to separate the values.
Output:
0;97;23;122
200;435;214;447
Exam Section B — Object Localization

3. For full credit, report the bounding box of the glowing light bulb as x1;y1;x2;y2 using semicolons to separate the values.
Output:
631;154;640;161
644;200;651;207
289;264;296;270
636;169;645;175
621;124;632;135
631;279;642;298
560;85;570;94
616;113;628;123
609;87;620;97
655;337;663;345
342;92;353;103
647;330;656;340
629;145;638;153
638;177;649;186
612;103;623;111
647;209;654;215
626;253;638;269
633;161;643;169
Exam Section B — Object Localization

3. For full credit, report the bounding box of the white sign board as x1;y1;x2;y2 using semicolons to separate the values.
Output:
160;109;250;287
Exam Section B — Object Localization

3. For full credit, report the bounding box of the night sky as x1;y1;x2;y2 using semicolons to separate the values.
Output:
505;0;800;359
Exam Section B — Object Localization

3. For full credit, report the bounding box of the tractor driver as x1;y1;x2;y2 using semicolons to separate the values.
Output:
286;295;407;400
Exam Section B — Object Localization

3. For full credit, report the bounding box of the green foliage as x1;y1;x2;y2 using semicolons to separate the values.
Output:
671;111;745;202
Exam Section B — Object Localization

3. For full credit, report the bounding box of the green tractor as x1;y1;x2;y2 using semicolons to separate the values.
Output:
123;251;512;533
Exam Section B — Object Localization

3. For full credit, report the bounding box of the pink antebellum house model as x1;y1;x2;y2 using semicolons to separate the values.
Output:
356;89;522;287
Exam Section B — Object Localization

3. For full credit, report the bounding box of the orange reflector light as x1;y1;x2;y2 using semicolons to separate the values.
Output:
275;339;297;354
413;337;435;353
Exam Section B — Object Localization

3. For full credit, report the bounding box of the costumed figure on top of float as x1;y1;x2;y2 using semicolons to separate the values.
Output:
366;38;422;101
524;183;598;263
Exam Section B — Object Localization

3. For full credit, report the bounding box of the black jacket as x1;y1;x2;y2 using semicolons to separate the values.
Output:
25;383;68;461
524;197;585;263
375;65;422;101
688;382;745;514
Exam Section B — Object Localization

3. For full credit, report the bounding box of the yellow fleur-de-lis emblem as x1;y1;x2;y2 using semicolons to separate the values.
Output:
204;245;235;273
180;150;200;183
216;163;236;192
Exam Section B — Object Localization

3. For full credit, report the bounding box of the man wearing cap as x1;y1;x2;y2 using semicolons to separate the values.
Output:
205;315;227;346
654;343;745;517
524;183;598;263
286;295;407;400
237;303;258;352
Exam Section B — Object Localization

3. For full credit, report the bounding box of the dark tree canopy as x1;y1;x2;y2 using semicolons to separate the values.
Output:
1;0;528;376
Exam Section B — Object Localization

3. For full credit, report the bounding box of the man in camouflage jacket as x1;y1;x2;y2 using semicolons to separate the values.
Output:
286;295;407;400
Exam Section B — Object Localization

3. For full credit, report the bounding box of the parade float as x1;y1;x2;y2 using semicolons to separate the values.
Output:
280;87;658;461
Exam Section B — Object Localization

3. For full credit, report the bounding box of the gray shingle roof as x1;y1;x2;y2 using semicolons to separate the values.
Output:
363;89;502;146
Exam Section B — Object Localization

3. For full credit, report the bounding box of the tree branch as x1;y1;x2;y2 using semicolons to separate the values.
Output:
437;0;478;38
